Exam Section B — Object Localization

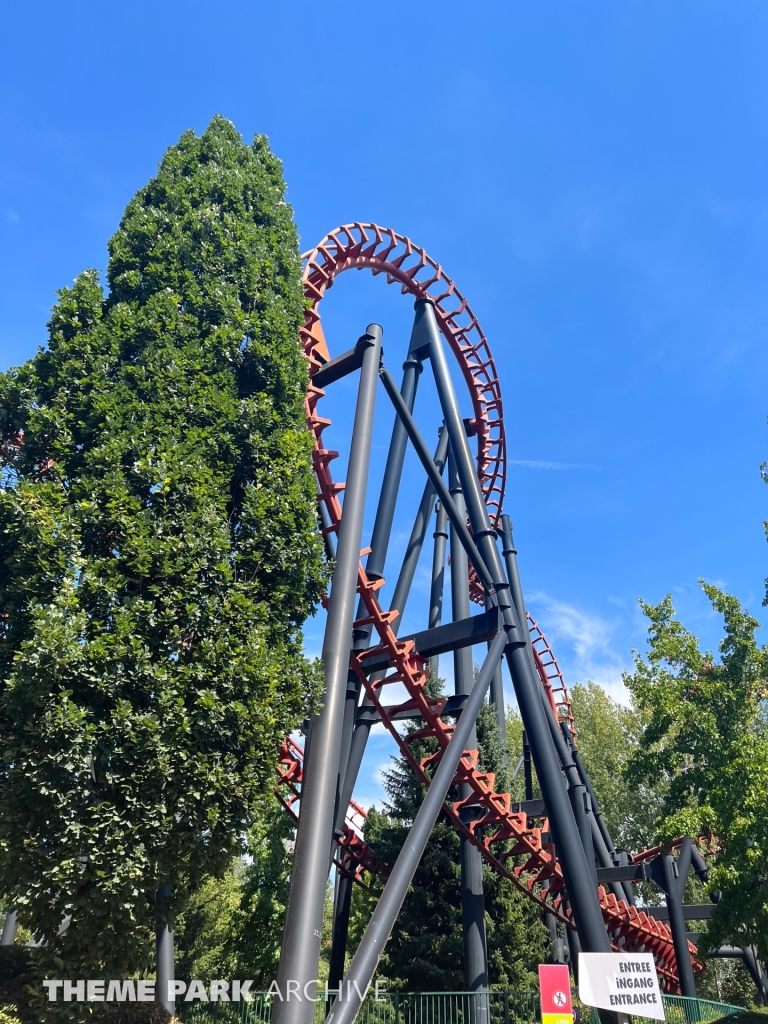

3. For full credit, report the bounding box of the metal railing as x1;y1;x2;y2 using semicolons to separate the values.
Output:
181;990;540;1024
588;994;745;1024
182;990;744;1024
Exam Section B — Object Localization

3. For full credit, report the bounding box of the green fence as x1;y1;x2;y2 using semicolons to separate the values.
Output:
588;994;745;1024
182;990;539;1024
182;991;745;1024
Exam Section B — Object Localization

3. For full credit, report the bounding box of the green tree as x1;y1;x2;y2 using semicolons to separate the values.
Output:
0;116;326;979
569;682;662;854
353;682;546;990
175;792;297;989
624;584;768;965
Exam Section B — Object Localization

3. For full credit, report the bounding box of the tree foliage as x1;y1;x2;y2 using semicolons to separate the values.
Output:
175;792;296;989
0;116;326;977
352;679;547;990
624;584;768;963
569;682;662;854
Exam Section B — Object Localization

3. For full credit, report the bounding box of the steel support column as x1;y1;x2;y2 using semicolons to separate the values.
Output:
661;855;698;998
418;298;611;955
449;452;489;1004
274;325;382;1024
328;342;421;988
499;512;600;899
328;868;354;994
326;429;450;954
156;886;175;1016
485;590;507;757
428;499;448;680
0;912;17;947
326;628;510;1024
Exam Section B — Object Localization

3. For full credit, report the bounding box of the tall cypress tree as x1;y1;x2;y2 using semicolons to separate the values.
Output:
0;117;325;976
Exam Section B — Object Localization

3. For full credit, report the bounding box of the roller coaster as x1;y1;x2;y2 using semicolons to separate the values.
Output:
268;225;735;1024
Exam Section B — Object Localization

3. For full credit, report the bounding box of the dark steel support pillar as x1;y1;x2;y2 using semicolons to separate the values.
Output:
328;868;354;992
498;514;599;891
336;343;421;798
156;886;175;1015
328;342;421;987
484;594;507;757
274;325;382;1024
318;494;337;561
449;452;489;1004
522;731;533;800
676;837;693;900
428;499;448;679
418;297;610;955
742;947;768;1005
661;855;698;998
326;629;510;1024
0;911;17;946
327;344;421;974
568;740;634;906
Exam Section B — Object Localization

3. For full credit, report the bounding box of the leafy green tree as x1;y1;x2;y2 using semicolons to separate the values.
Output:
0;116;326;979
569;682;662;854
624;584;768;965
352;683;547;990
175;793;296;989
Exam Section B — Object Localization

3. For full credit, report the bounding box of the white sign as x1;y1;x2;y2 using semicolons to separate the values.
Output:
578;953;665;1020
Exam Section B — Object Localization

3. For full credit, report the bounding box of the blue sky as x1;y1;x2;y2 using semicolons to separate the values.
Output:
2;2;767;808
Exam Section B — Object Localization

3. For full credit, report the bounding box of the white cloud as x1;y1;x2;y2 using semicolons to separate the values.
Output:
527;592;631;704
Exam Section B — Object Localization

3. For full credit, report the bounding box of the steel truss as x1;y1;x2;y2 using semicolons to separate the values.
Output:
270;224;713;1024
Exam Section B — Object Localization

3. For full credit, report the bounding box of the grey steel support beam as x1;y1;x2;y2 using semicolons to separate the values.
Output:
326;628;510;1024
0;912;17;946
274;325;382;1024
523;731;533;800
449;452;489;1007
689;844;710;884
536;689;598;890
659;855;698;998
569;740;634;903
418;297;611;955
328;343;421;989
328;868;354;994
155;886;175;1016
318;491;337;561
357;610;501;677
356;691;470;725
741;948;768;1006
498;517;535;666
428;499;448;679
596;863;651;885
337;343;421;759
498;514;599;892
485;590;507;758
648;904;714;922
314;344;369;389
676;837;693;901
561;724;630;904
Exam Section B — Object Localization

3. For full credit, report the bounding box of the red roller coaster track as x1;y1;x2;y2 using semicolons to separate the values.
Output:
275;223;708;991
